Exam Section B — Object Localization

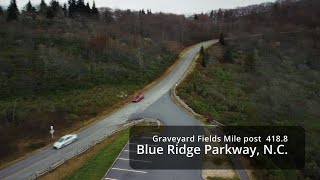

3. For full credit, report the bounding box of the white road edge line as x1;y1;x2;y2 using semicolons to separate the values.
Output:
129;143;158;146
124;150;136;152
105;178;118;180
103;143;129;178
111;168;147;174
118;158;151;163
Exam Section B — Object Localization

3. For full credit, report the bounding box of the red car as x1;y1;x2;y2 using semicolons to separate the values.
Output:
132;93;144;102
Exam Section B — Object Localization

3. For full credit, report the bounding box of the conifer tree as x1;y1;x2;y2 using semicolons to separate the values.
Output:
194;14;198;20
7;0;19;21
68;0;76;17
219;33;225;45
200;46;205;56
91;1;98;15
200;46;208;67
76;0;85;13
25;1;36;13
0;6;3;15
39;0;47;15
62;3;68;16
210;10;214;18
50;0;60;13
86;2;91;14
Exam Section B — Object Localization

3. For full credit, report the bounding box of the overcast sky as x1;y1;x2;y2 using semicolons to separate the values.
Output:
0;0;275;14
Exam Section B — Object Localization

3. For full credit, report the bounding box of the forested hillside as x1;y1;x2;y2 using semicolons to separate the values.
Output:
178;0;320;179
0;0;217;164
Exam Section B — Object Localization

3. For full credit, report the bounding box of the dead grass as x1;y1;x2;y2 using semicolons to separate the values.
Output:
0;43;193;170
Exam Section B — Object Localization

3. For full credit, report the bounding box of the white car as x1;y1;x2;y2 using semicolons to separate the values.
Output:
53;134;78;149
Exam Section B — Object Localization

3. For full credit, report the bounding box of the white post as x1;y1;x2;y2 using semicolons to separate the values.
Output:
50;126;55;139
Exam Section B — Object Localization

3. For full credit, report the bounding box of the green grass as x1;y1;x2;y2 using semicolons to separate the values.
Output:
66;129;129;180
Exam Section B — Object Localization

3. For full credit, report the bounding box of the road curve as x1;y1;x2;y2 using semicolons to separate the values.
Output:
0;40;215;180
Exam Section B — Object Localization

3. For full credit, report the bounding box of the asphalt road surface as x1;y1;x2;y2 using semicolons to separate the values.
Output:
0;40;216;180
104;93;206;180
104;91;250;180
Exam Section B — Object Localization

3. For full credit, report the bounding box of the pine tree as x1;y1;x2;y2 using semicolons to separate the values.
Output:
86;2;91;14
25;1;36;13
200;46;205;56
141;9;146;15
68;0;76;17
194;14;198;20
7;0;20;21
200;46;208;67
50;0;60;13
46;0;60;18
76;0;85;13
219;33;225;45
0;6;3;14
210;10;214;18
39;0;47;15
201;54;207;67
46;7;54;18
91;1;98;15
62;3;68;16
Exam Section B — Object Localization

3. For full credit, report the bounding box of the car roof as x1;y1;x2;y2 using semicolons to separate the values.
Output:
61;134;75;138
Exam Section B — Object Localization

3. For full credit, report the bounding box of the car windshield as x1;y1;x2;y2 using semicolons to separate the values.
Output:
57;137;65;142
135;96;140;98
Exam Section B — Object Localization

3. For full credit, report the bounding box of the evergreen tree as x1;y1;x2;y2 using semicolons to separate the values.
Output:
25;1;36;13
86;2;91;14
46;0;60;18
0;6;3;14
210;10;214;18
76;0;85;13
91;1;98;15
219;33;225;45
201;55;207;67
7;0;20;21
46;7;54;18
50;0;60;13
68;0;76;17
200;46;205;56
141;9;146;15
194;14;198;20
200;46;208;67
62;3;68;16
39;0;47;15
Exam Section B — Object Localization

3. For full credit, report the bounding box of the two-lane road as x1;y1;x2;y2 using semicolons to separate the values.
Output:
0;40;216;180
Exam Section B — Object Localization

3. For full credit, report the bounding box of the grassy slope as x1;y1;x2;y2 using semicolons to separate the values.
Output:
0;16;179;165
65;129;129;180
177;32;320;179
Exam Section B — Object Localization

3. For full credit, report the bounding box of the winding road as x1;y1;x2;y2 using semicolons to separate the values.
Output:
0;39;249;180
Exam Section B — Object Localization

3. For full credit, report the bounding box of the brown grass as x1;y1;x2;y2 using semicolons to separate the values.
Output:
0;43;193;170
